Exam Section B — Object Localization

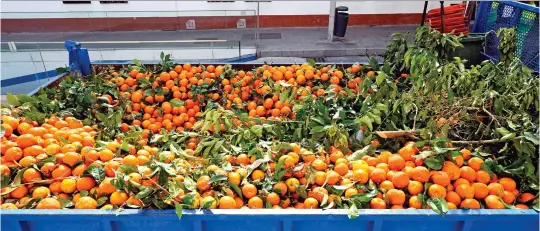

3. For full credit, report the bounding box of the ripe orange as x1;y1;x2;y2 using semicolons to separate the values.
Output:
428;184;447;198
110;191;128;206
370;198;387;209
407;180;423;195
303;197;319;209
391;172;409;189
388;155;405;171
472;183;489;199
36;198;61;209
467;157;484;171
498;177;516;191
431;171;450;187
242;184;257;199
484;195;505;209
75;196;97;209
386;189;405;205
455;184;474;199
247;196;263;209
219;196;236;209
32;186;50;199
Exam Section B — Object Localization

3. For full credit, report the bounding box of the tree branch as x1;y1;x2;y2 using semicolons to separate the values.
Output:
451;136;522;144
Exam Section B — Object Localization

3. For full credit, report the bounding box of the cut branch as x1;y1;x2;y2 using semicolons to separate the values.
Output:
376;130;420;139
451;136;522;144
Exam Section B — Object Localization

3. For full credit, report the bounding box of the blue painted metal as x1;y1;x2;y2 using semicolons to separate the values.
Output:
1;209;538;231
26;73;67;96
65;40;92;76
91;54;258;65
0;70;64;87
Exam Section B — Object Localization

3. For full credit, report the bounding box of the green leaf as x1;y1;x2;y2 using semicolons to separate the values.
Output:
135;187;154;199
97;197;108;207
120;141;130;152
376;72;386;85
523;132;539;145
427;197;448;215
119;164;138;174
183;177;197;191
174;202;183;219
297;185;308;199
59;198;74;208
228;182;243;199
348;203;359;219
415;150;434;159
351;189;379;203
209;174;227;184
7;93;20;106
447;89;454;104
84;165;105;183
424;157;443;170
500;133;516;141
307;58;316;67
1;175;11;188
495;127;510;136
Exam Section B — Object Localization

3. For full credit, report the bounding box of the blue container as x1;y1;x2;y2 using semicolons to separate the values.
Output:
1;209;538;231
472;1;539;71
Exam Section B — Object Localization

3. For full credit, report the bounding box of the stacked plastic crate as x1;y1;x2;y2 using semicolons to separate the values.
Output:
425;4;470;36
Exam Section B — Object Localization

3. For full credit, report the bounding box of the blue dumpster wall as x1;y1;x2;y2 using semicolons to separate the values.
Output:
1;209;538;231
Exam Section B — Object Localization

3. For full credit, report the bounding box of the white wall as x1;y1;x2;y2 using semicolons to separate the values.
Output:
1;1;462;18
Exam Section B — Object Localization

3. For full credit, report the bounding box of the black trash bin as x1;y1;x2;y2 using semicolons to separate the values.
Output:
334;6;349;37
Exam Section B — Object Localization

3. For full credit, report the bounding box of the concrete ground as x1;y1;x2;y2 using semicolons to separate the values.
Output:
2;25;417;59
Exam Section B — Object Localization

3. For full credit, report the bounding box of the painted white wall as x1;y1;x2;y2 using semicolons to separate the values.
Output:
1;1;463;18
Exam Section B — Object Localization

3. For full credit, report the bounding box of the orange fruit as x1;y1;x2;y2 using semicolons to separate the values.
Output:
518;192;536;203
36;198;61;209
484;195;505;209
431;171;450;187
247;196;263;209
455;184;474;199
475;170;491;184
369;168;386;183
266;192;280;206
32;186;50;199
467;157;484;171
459;166;476;182
392;172;409;189
75;196;97;209
219;196;237;209
445;191;461;206
428;184;447;198
23;168;42;183
61;178;77;193
110;191;128;206
77;176;96;191
442;161;461;180
472;183;489;199
303;197;319;209
388;155;405;171
498;177;516;191
370;198;387;209
407;180;423;195
242;184;257;199
386;189;405;205
488;183;505;196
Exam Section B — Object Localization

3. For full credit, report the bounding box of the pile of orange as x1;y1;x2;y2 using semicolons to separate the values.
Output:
0;63;537;211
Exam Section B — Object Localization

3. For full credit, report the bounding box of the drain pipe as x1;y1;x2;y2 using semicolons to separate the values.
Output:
327;0;337;42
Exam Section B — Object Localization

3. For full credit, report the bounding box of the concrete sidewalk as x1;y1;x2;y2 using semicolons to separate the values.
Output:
2;25;417;58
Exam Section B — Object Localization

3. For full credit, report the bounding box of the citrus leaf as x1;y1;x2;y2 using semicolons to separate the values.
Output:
85;165;106;184
174;202;183;219
347;203;359;219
